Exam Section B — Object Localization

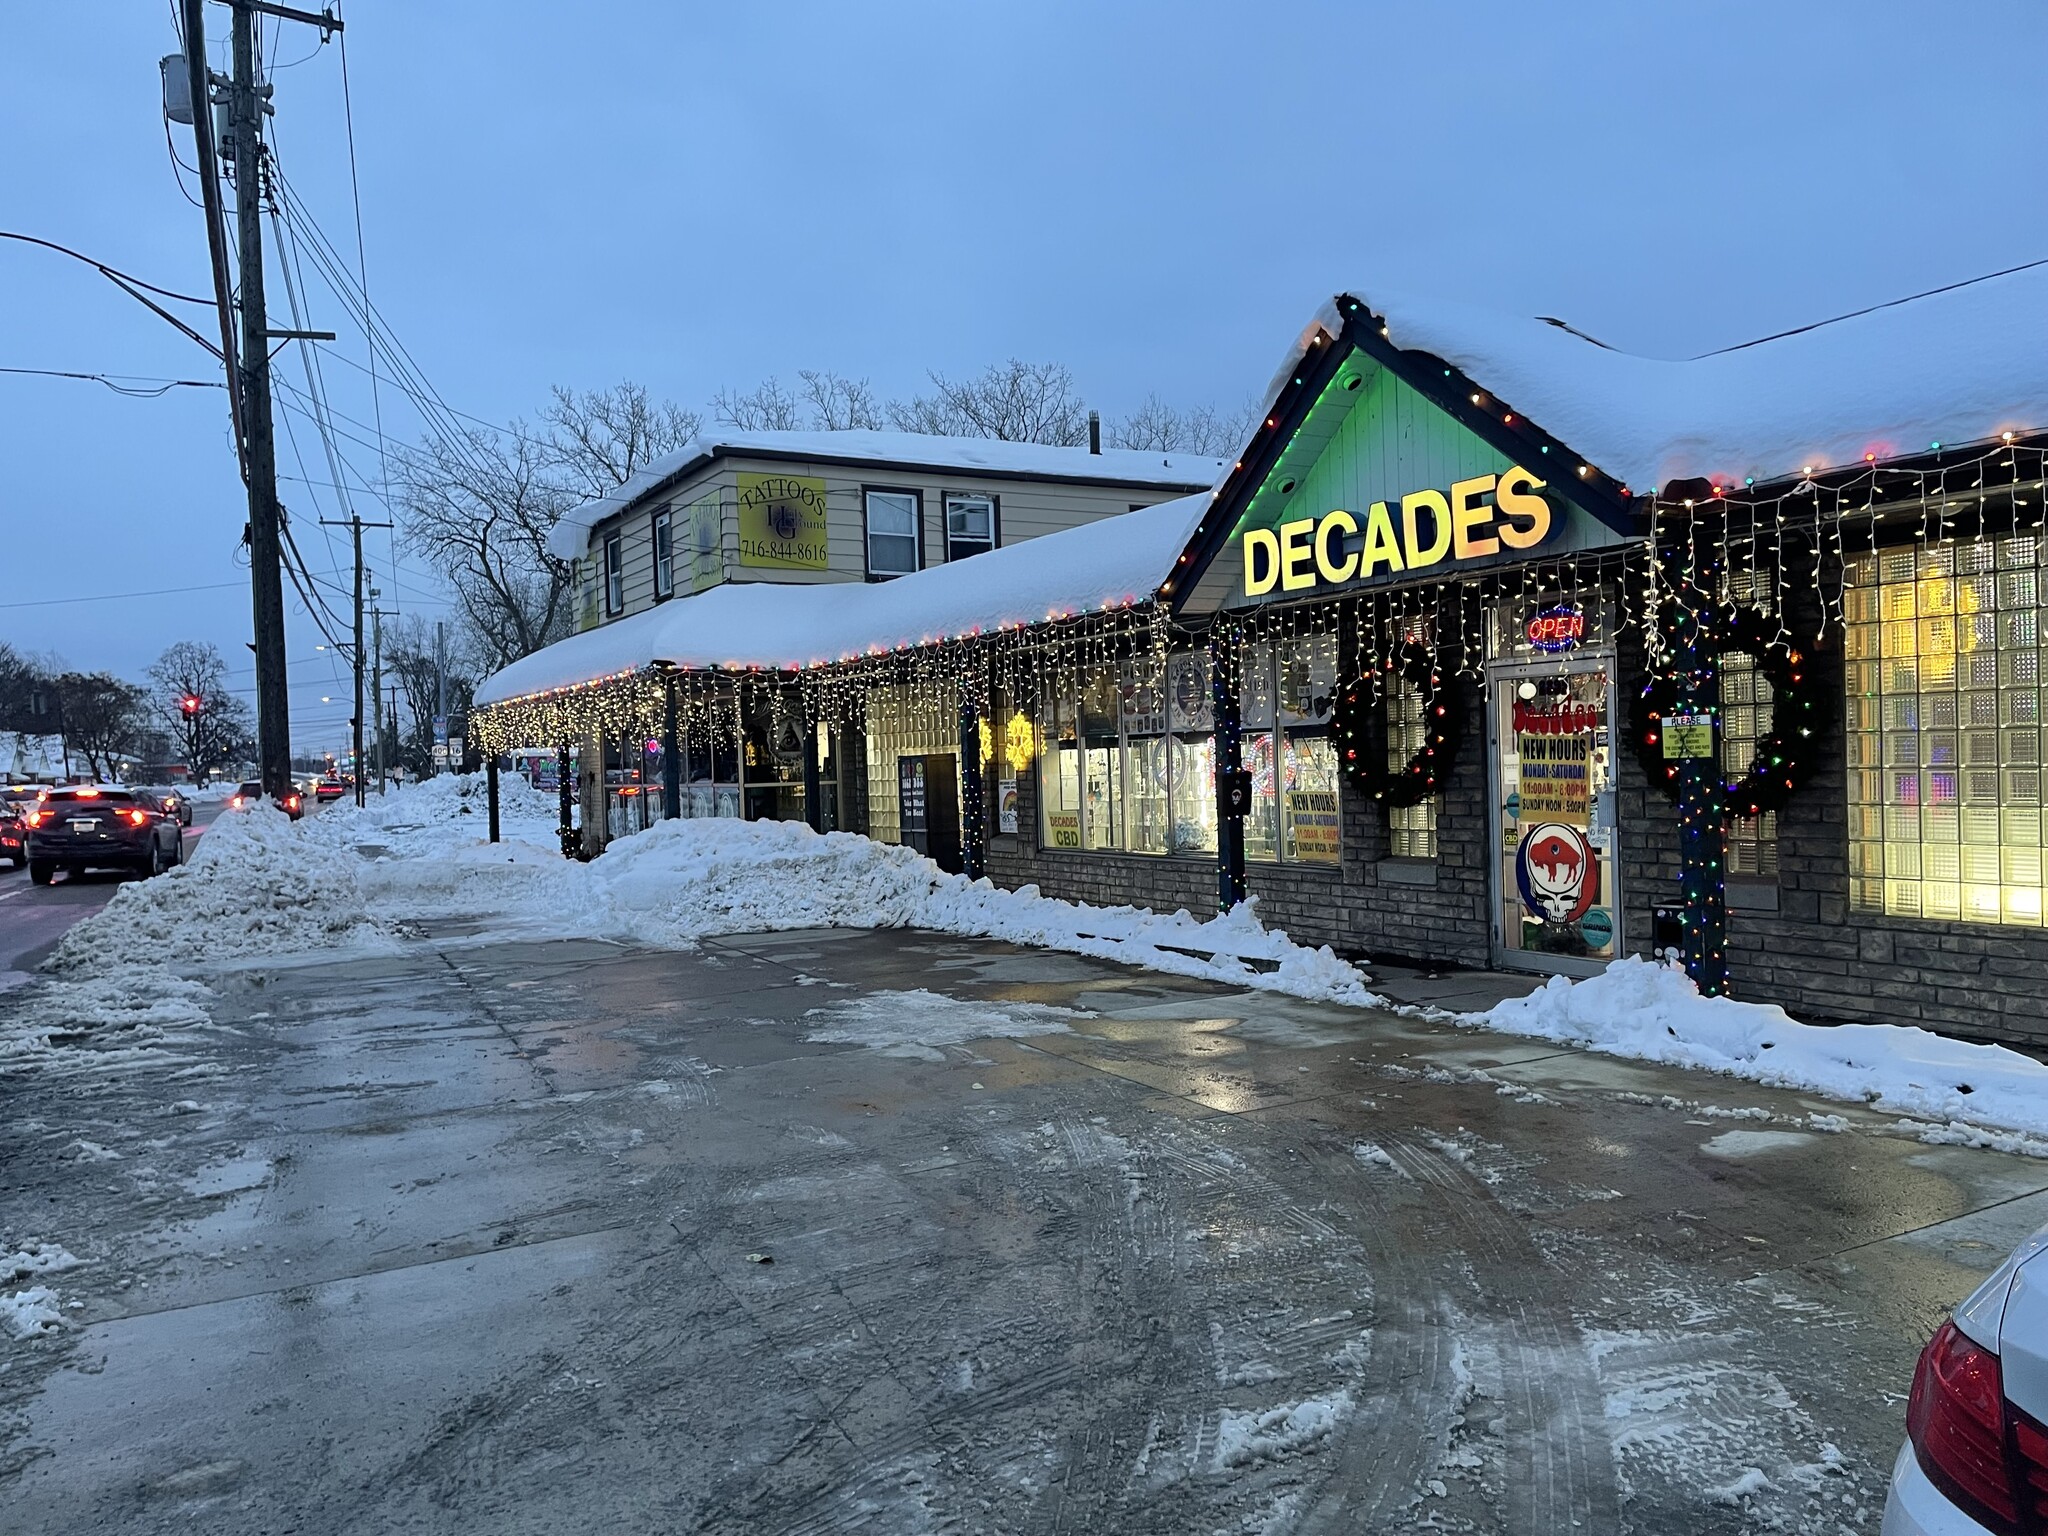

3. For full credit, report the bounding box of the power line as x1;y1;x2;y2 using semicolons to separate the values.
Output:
0;580;245;609
0;230;215;307
0;365;224;397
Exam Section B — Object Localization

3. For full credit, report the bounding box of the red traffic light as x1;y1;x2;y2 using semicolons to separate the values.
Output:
181;695;203;715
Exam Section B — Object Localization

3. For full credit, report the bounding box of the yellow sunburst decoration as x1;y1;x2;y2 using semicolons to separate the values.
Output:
1003;712;1036;773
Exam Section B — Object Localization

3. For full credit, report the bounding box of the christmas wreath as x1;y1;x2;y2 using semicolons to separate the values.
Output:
1629;601;1828;820
1333;640;1464;808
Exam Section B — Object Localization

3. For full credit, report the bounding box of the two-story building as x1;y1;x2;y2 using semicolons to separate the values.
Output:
536;429;1221;846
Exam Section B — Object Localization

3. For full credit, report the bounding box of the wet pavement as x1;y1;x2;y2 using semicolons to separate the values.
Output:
3;925;2038;1534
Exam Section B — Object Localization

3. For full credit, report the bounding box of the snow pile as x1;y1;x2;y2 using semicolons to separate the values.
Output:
1481;957;2048;1141
47;806;383;973
0;1287;63;1340
1;1242;80;1285
306;771;559;856
573;818;1383;1006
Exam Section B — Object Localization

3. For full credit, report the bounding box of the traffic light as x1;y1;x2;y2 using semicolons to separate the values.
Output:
181;695;203;716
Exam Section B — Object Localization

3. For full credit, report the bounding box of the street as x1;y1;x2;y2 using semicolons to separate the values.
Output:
1;912;2031;1534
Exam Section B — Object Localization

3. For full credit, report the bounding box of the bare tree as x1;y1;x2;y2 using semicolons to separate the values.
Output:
542;383;701;501
396;427;579;671
888;359;1090;444
796;369;884;430
712;377;803;431
377;614;473;778
145;640;252;777
53;672;146;780
1107;395;1250;458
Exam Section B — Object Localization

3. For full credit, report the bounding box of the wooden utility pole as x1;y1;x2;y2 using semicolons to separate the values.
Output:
322;514;391;806
228;3;293;802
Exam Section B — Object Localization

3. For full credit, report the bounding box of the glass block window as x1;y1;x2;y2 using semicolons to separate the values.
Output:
1845;535;2046;926
1721;649;1777;878
1387;678;1437;859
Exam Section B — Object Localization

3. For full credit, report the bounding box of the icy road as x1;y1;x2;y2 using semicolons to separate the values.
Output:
2;925;2033;1534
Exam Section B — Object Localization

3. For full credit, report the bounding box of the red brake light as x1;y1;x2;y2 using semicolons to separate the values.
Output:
25;810;44;828
122;809;148;827
285;795;302;810
1909;1319;2022;1534
76;787;100;799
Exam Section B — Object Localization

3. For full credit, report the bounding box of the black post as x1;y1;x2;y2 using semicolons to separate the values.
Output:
802;710;824;833
661;673;681;822
557;741;575;858
486;756;501;844
1666;547;1728;995
958;689;985;880
1212;630;1247;912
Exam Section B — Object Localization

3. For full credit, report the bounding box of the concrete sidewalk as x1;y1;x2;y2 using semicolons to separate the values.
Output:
0;926;2025;1534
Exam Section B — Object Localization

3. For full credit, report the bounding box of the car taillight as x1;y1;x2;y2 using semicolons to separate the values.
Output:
25;811;44;828
1909;1319;2026;1534
285;795;301;810
123;809;148;827
231;796;244;809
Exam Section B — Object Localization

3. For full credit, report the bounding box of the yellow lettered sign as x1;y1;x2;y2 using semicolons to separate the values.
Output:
1284;789;1340;863
1517;731;1591;825
1046;810;1082;849
737;473;829;570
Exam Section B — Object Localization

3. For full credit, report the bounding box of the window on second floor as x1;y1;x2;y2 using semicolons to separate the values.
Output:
945;493;997;562
652;508;674;599
865;489;920;580
603;532;624;614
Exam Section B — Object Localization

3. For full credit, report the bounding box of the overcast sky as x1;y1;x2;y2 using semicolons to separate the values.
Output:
6;1;2045;754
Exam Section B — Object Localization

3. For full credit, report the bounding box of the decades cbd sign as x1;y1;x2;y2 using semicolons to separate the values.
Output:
1242;467;1553;597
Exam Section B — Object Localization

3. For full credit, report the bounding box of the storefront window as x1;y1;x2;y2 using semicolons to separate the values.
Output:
1846;536;2044;925
1034;641;1335;865
1387;679;1437;859
1721;648;1777;878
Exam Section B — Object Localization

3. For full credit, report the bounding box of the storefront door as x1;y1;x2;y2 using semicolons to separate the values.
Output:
1487;657;1621;975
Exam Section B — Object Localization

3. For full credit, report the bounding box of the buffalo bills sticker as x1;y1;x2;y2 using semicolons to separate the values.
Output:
1516;821;1597;928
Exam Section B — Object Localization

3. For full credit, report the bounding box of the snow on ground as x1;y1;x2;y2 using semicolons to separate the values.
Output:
1;1241;80;1285
0;965;217;1081
1479;956;2048;1144
0;1287;64;1340
1212;1391;1353;1469
801;989;1079;1060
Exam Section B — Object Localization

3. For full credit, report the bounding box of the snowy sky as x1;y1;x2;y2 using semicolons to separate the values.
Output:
6;0;2046;754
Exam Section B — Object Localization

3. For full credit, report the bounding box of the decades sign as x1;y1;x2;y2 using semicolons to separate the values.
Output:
1242;466;1553;598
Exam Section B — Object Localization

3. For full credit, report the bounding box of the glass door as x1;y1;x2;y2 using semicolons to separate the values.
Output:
1489;659;1621;974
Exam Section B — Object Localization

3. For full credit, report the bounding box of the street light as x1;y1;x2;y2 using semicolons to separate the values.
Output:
650;658;680;822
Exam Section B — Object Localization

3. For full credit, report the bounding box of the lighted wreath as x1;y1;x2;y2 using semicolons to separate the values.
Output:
1629;602;1829;820
1333;640;1465;808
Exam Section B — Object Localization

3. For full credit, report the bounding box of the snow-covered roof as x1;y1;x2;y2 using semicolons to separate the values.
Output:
479;493;1204;706
1330;266;2048;491
545;430;1225;559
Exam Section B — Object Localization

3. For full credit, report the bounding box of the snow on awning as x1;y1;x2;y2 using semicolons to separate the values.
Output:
544;430;1224;560
1343;265;2048;491
477;493;1204;707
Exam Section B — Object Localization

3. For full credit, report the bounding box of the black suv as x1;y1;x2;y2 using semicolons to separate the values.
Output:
26;787;185;885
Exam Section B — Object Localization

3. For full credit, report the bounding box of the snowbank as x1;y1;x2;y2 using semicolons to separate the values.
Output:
46;806;383;974
1480;957;2048;1141
0;1287;63;1340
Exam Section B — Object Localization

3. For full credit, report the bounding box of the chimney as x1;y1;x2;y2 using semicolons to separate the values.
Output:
1087;410;1101;454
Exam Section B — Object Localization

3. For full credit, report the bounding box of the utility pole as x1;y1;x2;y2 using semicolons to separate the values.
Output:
370;598;388;795
322;514;391;806
434;618;446;776
175;1;343;806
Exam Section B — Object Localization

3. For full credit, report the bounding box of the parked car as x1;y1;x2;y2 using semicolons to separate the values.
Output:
1883;1219;2048;1533
227;780;305;819
314;777;346;803
155;788;193;826
25;786;183;884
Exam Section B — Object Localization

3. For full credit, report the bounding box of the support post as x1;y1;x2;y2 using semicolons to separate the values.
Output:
802;711;824;834
557;741;575;858
486;756;501;844
958;689;984;880
1666;548;1728;995
658;668;680;822
1212;629;1247;912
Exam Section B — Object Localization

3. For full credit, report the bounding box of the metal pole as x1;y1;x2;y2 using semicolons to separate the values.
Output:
434;618;446;775
957;691;983;878
371;602;385;793
557;741;574;856
1212;628;1247;912
230;4;292;803
486;755;501;844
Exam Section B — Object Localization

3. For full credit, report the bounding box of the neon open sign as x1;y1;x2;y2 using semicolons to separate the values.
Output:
1526;604;1585;653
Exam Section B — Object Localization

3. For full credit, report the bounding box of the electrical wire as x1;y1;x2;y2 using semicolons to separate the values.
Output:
0;581;246;609
0;365;224;397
